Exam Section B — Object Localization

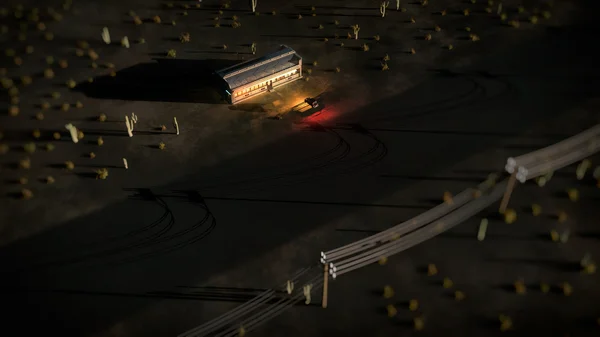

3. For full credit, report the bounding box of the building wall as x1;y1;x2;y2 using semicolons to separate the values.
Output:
230;65;302;104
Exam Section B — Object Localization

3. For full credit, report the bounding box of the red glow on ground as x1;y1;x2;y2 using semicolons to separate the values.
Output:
302;105;340;124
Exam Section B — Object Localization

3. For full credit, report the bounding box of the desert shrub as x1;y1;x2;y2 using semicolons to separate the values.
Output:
383;285;394;298
110;70;117;77
97;137;104;146
440;9;446;15
408;299;419;311
98;113;107;122
44;68;54;79
386;304;397;317
529;16;538;24
434;25;441;32
1;77;13;88
469;34;480;41
35;112;44;120
318;24;323;29
158;142;166;150
171;20;176;26
25;45;34;54
45;176;55;184
271;10;276;15
32;129;41;139
77;130;84;140
373;34;380;41
66;79;76;88
297;14;302;19
424;33;432;41
323;38;328;42
19;157;31;169
153;15;161;23
362;43;369;51
383;53;390;61
214;22;220;27
504;208;516;223
381;62;389;71
96;168;109;179
514;279;526;294
75;101;83;108
21;75;32;86
410;17;416;23
463;9;470;16
58;59;68;68
508;20;520;28
65;161;75;170
21;189;33;199
222;44;228;50
231;21;241;28
53;132;61;140
305;69;312;75
89;152;96;159
410;48;416;54
91;62;98;69
9;105;19;116
138;38;146;44
61;103;70;111
167;49;176;58
312;61;318;66
44;32;54;40
0;143;9;154
531;204;542;216
133;15;142;25
443;277;453;288
88;49;99;60
335;67;341;73
454;291;465;301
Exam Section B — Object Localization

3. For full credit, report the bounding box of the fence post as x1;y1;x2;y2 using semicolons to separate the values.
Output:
499;172;517;213
322;264;329;308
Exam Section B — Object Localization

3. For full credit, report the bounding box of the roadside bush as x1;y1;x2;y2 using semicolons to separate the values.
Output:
180;32;190;43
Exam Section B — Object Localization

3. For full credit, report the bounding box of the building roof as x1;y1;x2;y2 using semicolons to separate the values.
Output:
215;45;301;90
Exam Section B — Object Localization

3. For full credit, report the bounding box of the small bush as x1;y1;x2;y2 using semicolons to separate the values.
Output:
32;129;41;139
485;7;492;13
408;299;418;311
469;34;480;41
167;49;177;58
434;25;441;32
443;277;453;288
159;125;167;131
540;282;550;293
465;26;471;32
318;24;324;29
88;49;99;60
271;10;276;15
66;79;76;88
21;75;32;86
514;279;526;294
53;132;61;140
58;59;68;68
297;14;302;19
133;15;142;25
410;48;416;54
75;101;83;108
410;17;416;23
0;143;9;154
19;157;31;169
231;21;241;28
373;34;380;41
153;15;161;23
362;43;369;51
21;189;33;199
463;9;470;16
305;69;312;75
158;142;166;150
35;112;44;120
61;103;70;111
65;161;75;170
383;53;390;61
171;20;176;26
504;209;516;224
383;285;394;299
25;45;34;54
44;68;55;79
454;291;465;301
98;113;107;122
96;168;109;179
508;20;520;28
222;44;228;50
424;33;432;41
381;62;389;71
11;96;19;105
9;105;19;116
566;188;579;202
89;152;96;159
440;9;446;16
335;67;341;73
413;316;424;331
531;204;542;216
97;137;104;146
40;101;50;109
44;32;54;40
46;143;55;151
386;304;397;317
214;22;220;27
51;92;61;99
561;282;573;296
77;130;84;140
45;176;55;184
312;61;318;66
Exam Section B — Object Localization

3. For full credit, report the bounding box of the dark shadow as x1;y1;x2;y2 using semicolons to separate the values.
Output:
78;165;122;169
487;258;581;273
228;104;266;113
379;174;485;182
503;143;548;150
475;315;500;330
201;195;432;210
76;172;98;179
74;58;239;104
577;231;600;240
297;5;375;10
5;191;22;199
260;34;325;39
335;228;380;234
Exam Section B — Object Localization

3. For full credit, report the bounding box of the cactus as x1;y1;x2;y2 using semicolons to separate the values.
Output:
101;27;111;44
121;36;130;48
477;218;488;241
352;24;360;39
379;1;390;17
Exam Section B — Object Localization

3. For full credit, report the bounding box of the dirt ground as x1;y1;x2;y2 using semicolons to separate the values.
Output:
1;0;580;245
1;1;599;337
